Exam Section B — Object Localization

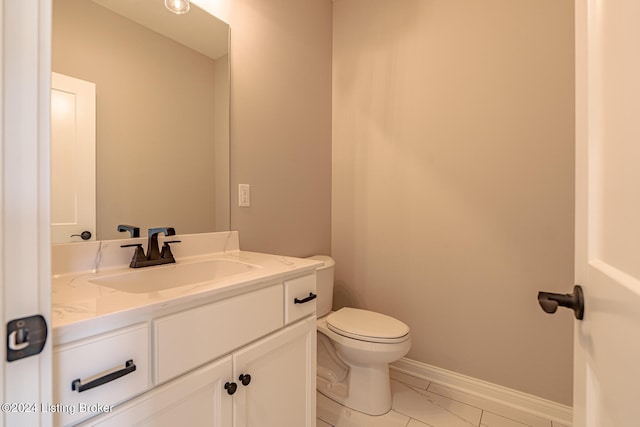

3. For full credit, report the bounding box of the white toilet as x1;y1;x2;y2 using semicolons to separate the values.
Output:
310;255;411;416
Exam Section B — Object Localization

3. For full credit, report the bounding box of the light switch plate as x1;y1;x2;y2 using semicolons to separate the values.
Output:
239;184;250;207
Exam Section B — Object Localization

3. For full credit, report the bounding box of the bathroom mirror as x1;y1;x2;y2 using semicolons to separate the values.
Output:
52;0;230;242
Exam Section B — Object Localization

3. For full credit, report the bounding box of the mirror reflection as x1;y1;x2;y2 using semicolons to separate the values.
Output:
52;0;230;242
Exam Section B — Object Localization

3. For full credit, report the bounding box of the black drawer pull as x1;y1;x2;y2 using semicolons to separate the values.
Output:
71;359;136;393
294;293;317;304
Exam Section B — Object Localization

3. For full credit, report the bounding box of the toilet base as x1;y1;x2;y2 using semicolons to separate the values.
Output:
318;362;392;416
317;372;348;399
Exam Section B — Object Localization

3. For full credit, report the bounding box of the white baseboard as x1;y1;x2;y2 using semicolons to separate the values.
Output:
391;358;572;426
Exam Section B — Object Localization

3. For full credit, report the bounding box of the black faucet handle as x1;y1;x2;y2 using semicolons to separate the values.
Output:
120;243;147;267
160;240;181;260
117;224;140;238
148;227;176;237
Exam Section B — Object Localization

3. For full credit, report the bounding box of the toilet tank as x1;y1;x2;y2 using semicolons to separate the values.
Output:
308;255;335;317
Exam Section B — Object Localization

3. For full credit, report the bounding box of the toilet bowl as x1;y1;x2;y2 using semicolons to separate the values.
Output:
310;256;411;416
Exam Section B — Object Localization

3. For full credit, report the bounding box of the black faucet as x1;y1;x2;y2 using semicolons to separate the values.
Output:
146;227;176;261
121;227;181;268
117;224;140;238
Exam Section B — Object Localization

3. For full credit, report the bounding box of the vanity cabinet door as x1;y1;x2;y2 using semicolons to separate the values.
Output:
77;356;233;427
232;316;316;427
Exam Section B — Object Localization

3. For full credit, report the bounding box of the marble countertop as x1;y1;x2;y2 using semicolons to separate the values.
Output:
52;250;321;346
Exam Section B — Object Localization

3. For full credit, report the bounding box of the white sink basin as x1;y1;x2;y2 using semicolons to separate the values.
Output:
90;259;256;294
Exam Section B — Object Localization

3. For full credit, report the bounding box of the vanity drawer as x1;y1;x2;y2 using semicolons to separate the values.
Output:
53;323;150;426
154;284;283;384
284;274;317;324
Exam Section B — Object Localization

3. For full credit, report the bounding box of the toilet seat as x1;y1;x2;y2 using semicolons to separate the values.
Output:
327;308;410;344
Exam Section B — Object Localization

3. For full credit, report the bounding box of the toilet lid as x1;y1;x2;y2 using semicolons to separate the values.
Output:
327;308;410;343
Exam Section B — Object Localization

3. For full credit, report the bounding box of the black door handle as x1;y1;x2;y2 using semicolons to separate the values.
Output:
70;231;92;240
537;285;584;320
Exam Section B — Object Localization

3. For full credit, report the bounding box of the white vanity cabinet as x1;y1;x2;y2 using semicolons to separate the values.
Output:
60;272;317;427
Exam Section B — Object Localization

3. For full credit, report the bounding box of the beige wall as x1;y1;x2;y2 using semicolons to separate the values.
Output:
332;0;575;405
53;0;220;240
226;0;333;256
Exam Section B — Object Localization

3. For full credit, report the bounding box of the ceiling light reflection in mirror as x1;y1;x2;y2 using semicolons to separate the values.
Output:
165;0;190;15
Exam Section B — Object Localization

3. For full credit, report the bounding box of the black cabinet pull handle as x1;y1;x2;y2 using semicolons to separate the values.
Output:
294;293;317;304
537;285;584;320
71;360;136;393
224;382;238;395
239;373;251;386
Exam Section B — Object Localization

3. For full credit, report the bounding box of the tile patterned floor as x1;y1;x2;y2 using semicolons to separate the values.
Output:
316;370;570;427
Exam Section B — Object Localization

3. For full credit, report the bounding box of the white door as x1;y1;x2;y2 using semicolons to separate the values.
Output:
573;0;640;425
1;0;53;426
51;72;96;244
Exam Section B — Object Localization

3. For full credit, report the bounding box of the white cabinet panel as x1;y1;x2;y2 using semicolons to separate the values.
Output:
233;316;316;427
54;323;150;426
154;285;283;384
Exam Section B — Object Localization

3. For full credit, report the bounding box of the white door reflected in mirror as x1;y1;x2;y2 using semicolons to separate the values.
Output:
51;72;96;244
